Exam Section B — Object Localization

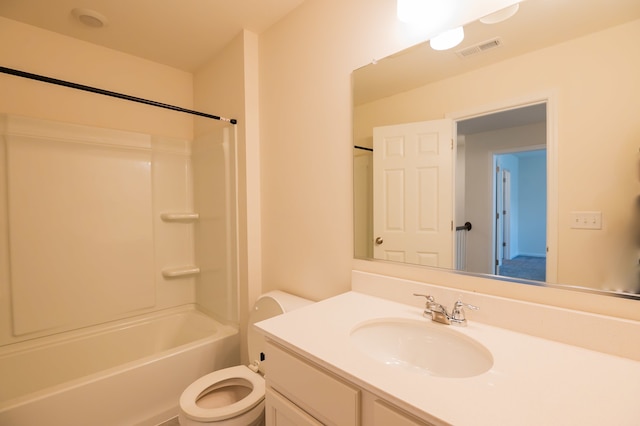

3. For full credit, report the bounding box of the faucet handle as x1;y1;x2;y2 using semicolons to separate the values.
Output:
451;300;479;326
413;293;436;317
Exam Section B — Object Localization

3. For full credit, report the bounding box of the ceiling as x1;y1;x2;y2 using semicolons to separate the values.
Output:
353;0;640;106
0;0;306;71
457;103;546;135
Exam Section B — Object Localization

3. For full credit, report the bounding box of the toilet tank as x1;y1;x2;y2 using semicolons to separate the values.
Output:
247;291;313;373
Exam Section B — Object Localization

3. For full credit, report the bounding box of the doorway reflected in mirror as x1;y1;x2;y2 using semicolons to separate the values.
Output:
456;103;546;281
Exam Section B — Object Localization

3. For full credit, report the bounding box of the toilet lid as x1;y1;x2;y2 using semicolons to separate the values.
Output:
180;365;265;422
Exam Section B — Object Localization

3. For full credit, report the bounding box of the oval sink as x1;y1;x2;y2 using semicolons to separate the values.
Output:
350;318;493;378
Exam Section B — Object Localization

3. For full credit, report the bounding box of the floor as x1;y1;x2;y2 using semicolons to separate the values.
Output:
498;255;546;282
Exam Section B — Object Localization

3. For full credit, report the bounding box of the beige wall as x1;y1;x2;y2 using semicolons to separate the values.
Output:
259;1;640;320
0;17;193;140
258;0;403;301
258;0;523;301
259;0;516;301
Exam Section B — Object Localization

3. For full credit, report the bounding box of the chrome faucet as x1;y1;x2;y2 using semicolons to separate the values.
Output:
413;294;479;327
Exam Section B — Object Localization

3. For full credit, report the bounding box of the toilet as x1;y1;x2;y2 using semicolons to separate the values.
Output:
178;291;312;425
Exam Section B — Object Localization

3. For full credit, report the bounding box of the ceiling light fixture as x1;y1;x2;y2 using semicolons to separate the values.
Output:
430;26;464;51
71;8;108;28
396;0;454;27
479;3;520;24
397;0;429;23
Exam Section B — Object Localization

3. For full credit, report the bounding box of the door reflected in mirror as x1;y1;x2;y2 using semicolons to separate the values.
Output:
353;0;640;298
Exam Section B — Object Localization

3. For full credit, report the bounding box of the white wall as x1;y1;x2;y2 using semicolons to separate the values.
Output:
518;152;547;257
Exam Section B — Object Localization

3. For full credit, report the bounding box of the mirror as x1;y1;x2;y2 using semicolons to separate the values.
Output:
353;0;640;298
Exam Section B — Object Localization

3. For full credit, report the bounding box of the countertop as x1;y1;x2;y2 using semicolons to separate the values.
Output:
256;291;640;426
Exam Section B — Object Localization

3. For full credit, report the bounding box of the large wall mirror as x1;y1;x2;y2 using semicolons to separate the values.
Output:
353;0;640;299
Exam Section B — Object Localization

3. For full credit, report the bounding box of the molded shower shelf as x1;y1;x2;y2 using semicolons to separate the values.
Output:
161;266;200;278
160;212;199;222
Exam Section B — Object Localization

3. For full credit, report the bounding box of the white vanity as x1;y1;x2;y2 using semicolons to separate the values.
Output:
256;272;640;426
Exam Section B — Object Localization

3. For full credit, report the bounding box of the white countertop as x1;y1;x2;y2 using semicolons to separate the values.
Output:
256;291;640;426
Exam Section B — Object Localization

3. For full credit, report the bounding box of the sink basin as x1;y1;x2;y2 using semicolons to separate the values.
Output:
350;318;493;378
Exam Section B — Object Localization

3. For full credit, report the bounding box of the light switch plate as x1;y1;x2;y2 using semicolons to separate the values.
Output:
570;211;602;229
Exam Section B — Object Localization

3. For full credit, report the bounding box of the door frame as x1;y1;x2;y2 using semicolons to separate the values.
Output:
447;91;558;283
501;167;511;262
492;146;545;275
494;163;506;272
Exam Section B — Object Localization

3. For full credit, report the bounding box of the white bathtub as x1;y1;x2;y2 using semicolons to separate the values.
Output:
0;306;239;426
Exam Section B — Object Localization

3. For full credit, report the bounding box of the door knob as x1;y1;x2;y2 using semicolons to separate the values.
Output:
375;237;383;245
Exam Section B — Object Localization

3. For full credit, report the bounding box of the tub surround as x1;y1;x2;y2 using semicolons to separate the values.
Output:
0;114;237;349
256;273;640;425
0;114;200;345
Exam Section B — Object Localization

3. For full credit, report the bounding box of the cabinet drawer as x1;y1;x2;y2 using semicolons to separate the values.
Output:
265;341;360;426
373;400;434;426
266;387;324;426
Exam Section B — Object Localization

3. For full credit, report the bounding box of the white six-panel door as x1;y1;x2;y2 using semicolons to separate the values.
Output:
373;119;453;267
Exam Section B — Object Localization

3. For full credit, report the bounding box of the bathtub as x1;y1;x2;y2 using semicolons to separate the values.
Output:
0;306;239;426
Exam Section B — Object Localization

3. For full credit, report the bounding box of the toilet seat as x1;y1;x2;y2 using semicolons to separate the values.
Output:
179;292;313;425
179;365;265;422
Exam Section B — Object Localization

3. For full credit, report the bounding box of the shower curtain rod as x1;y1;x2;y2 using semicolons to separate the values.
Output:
0;66;237;125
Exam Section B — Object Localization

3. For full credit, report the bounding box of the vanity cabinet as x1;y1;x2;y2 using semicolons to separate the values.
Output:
264;341;435;426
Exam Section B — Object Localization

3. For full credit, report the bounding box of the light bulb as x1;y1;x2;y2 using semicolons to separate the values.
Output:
430;26;464;51
480;4;520;24
397;0;453;28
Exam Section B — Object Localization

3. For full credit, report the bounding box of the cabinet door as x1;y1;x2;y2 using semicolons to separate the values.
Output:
266;388;324;426
372;399;435;426
266;341;360;425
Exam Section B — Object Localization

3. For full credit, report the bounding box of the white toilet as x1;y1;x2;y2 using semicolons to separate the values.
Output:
178;291;312;426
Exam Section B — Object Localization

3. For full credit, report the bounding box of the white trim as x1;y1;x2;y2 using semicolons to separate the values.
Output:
445;91;554;122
